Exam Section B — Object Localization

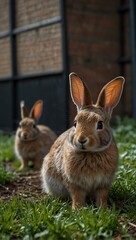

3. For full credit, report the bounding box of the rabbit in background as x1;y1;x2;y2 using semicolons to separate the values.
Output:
15;100;57;170
41;73;125;209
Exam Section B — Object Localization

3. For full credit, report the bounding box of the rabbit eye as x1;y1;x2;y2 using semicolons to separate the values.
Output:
73;120;77;127
33;124;36;128
97;121;103;130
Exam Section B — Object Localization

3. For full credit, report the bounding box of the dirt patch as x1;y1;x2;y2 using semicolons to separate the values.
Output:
0;170;43;201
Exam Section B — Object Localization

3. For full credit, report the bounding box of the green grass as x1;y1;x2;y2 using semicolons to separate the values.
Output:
0;167;16;185
0;117;136;239
0;197;123;240
0;135;15;164
0;134;16;185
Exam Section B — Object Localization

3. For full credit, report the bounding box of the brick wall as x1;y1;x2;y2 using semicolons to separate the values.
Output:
15;0;62;75
0;37;11;76
0;0;62;77
16;0;61;27
16;24;62;75
0;0;11;77
0;0;10;31
66;0;132;125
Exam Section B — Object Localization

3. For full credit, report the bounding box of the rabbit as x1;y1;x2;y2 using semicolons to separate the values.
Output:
41;73;125;209
15;100;57;170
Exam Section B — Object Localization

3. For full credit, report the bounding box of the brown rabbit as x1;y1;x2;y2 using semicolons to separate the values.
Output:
41;73;125;208
15;100;57;170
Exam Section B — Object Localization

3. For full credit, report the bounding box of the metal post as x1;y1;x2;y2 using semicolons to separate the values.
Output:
130;0;136;119
60;0;69;129
118;0;131;116
9;0;17;129
119;0;125;76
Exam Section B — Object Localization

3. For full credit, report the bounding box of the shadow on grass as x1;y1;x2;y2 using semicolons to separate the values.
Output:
109;185;136;219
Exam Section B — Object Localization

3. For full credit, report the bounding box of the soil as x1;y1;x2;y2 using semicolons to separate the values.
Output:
0;170;44;201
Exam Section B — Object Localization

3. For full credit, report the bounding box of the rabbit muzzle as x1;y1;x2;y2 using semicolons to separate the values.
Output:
18;130;38;141
76;136;89;150
21;132;28;140
73;134;96;152
18;131;29;141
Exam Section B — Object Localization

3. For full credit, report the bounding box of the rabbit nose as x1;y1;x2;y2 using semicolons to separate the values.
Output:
78;138;88;145
23;133;27;139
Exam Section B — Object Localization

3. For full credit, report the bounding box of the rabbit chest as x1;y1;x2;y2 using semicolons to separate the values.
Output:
63;150;118;191
15;137;43;160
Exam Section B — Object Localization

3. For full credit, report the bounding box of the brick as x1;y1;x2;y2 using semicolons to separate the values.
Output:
66;0;131;123
16;24;62;74
0;38;11;76
0;0;10;31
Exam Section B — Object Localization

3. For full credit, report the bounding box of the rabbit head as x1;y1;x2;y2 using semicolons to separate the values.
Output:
17;100;43;141
68;73;125;153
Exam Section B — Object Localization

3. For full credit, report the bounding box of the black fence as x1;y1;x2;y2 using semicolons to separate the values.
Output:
1;0;136;133
0;71;69;134
130;0;136;119
0;0;69;134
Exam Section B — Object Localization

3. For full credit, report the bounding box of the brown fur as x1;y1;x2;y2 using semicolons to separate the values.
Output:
41;73;125;208
15;100;57;170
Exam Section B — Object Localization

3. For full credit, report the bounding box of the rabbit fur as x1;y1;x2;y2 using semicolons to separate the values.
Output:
15;100;57;170
41;73;125;208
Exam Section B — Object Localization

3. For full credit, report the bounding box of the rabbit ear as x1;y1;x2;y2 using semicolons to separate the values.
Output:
20;101;29;119
96;76;125;117
29;100;43;122
69;72;92;110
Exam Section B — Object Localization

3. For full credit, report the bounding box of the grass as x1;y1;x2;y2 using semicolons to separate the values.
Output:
0;134;16;185
0;135;15;164
0;117;136;239
0;197;124;240
0;167;16;185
